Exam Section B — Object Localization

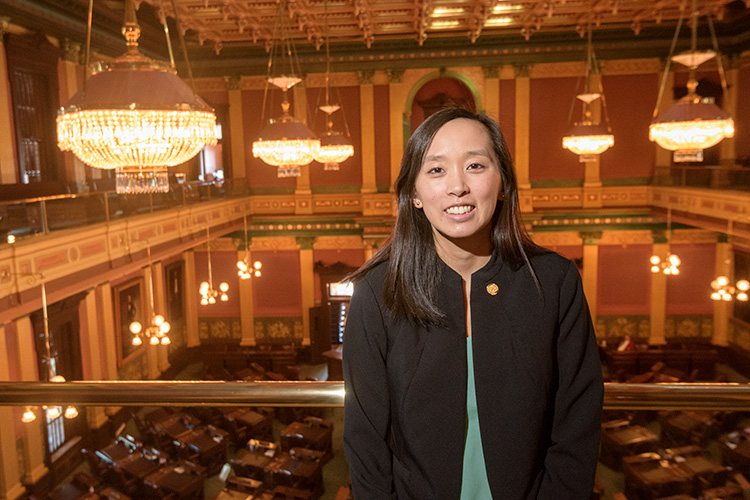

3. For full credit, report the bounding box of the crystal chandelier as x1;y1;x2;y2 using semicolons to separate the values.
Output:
313;6;354;171
236;214;262;279
252;1;319;178
562;22;613;162
130;246;171;346
56;0;217;194
22;280;78;423
710;276;749;302
200;227;229;305
648;0;734;162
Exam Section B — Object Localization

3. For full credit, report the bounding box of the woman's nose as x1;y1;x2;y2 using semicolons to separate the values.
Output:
446;169;468;196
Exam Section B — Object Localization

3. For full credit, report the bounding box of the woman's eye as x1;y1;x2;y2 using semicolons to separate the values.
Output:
426;167;444;174
467;163;485;170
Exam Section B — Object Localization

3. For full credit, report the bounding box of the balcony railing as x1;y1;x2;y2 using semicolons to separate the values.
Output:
1;381;750;411
653;164;750;192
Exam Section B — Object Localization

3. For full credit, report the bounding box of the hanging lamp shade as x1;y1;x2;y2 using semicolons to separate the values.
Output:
57;1;217;194
563;120;614;162
315;132;354;170
252;101;320;178
649;92;735;161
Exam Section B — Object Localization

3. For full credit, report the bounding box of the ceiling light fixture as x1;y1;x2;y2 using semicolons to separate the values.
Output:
648;0;734;162
130;244;171;346
563;17;614;161
710;276;749;302
236;214;262;279
650;208;681;275
252;0;319;178
200;227;229;305
56;0;217;194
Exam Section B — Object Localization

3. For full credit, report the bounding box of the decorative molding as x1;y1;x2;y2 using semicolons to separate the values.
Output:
254;317;303;343
249;237;299;251
357;69;375;84
313;235;364;250
482;65;499;79
601;58;662;75
531;232;582;247
199;317;241;341
513;64;530;78
530;61;584;79
599;230;654;246
62;38;81;63
387;68;405;83
223;75;241;90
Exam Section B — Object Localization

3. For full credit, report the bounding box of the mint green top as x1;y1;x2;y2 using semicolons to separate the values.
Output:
460;337;493;499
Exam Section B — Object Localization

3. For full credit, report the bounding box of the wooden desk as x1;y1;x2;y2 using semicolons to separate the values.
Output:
231;446;279;482
658;411;722;446
600;420;659;470
720;429;750;476
623;453;692;500
224;408;273;442
666;445;731;492
143;463;204;500
322;345;343;381
268;451;324;499
280;419;333;463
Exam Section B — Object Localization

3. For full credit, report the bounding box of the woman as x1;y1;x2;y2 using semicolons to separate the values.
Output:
342;108;603;499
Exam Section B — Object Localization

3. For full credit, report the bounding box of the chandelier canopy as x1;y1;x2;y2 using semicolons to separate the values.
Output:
57;0;217;194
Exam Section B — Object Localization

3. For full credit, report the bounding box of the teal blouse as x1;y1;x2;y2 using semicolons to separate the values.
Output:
460;337;493;499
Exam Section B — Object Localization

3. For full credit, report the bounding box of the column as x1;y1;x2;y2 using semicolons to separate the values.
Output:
579;233;600;325
60;39;87;185
720;54;739;165
513;65;531;190
713;238;732;346
582;67;603;205
0;324;26;500
0;19;18;184
226;76;247;187
650;232;668;346
82;290;109;429
238;247;257;346
387;69;406;190
183;250;200;348
297;237;316;346
97;283;118;380
14;316;48;485
142;267;160;379
358;70;377;194
151;262;170;372
482;66;500;120
654;60;674;168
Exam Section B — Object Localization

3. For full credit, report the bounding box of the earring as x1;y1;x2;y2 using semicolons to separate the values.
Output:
414;199;422;208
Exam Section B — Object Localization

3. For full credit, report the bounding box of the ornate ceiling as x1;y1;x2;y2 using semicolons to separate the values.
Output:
2;0;749;76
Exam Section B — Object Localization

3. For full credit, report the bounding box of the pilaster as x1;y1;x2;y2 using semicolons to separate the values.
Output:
142;267;160;380
183;250;200;348
97;283;118;381
358;70;377;194
82;289;109;429
151;262;170;373
0;324;26;500
14;316;48;485
0;19;18;184
514;65;532;213
654;63;674;168
482;66;500;120
297;237;316;346
225;76;247;185
713;240;732;346
720;55;739;164
650;234;668;346
238;249;256;346
579;232;600;323
387;69;406;191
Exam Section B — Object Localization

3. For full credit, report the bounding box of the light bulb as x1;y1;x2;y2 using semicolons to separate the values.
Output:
64;406;78;419
737;280;750;292
208;296;216;304
22;407;36;423
651;266;660;273
717;276;729;287
153;315;165;326
722;294;732;302
201;297;208;305
253;261;262;270
220;294;228;301
47;406;61;419
161;336;171;345
149;336;160;345
160;322;171;334
668;254;681;266
254;270;261;277
219;282;229;292
237;261;248;272
50;375;66;383
738;292;748;301
132;335;143;346
670;267;680;275
664;267;672;275
711;292;721;301
650;255;661;265
129;321;142;334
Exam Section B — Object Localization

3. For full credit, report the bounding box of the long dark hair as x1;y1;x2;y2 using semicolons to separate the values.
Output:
349;108;541;326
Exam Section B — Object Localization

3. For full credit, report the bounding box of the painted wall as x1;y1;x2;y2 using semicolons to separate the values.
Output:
497;79;516;160
374;84;392;189
597;244;652;315
195;250;240;318
251;250;302;317
737;65;750;161
666;243;715;315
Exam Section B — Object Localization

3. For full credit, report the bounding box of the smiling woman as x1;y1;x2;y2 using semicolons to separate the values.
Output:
342;108;604;500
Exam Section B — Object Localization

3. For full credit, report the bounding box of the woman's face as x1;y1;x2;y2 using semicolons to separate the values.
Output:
413;118;503;252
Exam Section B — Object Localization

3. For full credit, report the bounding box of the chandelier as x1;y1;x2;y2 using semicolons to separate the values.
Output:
252;1;319;178
562;21;614;162
710;276;749;302
313;4;354;171
236;214;262;279
650;208;681;275
57;0;217;194
648;0;734;162
200;227;229;305
22;280;78;424
130;245;171;346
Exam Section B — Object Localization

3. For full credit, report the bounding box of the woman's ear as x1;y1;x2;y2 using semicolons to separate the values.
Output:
413;197;423;208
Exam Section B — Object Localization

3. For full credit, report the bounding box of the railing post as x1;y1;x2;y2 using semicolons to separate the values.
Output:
103;193;110;222
40;199;49;235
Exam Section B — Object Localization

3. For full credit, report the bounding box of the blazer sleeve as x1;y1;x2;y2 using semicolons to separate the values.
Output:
538;259;604;499
343;278;396;499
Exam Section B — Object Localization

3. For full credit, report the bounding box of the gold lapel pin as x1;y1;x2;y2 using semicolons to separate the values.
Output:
486;283;499;296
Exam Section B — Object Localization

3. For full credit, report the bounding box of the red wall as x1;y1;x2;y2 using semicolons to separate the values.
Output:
252;250;302;317
666;243;715;315
737;65;750;161
529;77;582;181
601;73;658;179
598;245;652;315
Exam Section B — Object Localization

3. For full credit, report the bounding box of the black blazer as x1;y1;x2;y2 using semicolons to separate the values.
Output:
343;251;603;499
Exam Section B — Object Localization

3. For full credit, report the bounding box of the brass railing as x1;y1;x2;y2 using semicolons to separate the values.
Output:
1;381;750;411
